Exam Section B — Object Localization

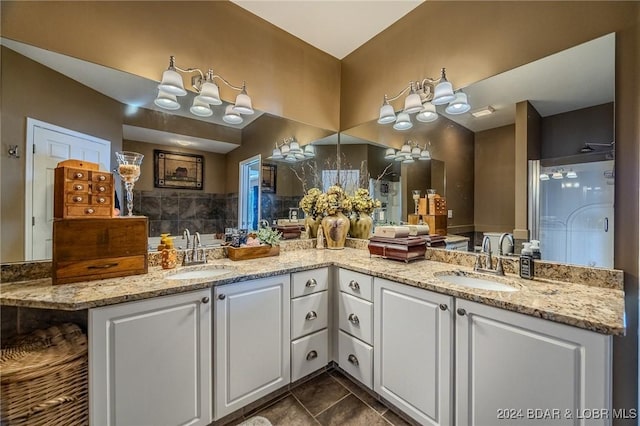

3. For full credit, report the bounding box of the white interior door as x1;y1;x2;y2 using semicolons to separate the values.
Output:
26;118;111;260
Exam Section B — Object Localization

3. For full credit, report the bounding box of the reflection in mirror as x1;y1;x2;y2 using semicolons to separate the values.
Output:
239;155;261;230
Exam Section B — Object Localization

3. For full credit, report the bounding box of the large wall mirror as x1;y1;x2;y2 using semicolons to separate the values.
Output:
0;33;614;269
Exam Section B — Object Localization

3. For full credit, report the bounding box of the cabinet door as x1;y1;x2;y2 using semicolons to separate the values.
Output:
89;289;212;426
455;299;612;426
374;278;454;426
214;275;291;420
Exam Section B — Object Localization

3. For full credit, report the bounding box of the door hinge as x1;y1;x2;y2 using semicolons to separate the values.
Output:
32;216;35;226
33;145;36;154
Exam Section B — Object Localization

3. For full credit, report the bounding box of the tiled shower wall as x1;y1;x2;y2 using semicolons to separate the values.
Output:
132;189;301;237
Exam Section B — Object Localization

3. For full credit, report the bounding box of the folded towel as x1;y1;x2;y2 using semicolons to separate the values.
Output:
408;225;430;236
373;226;410;238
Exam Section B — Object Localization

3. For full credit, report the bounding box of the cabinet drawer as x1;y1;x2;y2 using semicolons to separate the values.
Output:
338;330;373;389
291;291;328;340
66;193;89;205
66;168;89;181
54;254;147;284
339;292;373;345
291;267;329;298
66;181;90;193
65;205;112;217
91;172;112;183
339;269;372;301
291;329;329;382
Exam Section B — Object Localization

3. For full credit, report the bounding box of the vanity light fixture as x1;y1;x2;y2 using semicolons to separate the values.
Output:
385;140;432;163
471;106;495;118
377;68;470;130
551;171;564;180
539;173;550;181
566;170;578;179
268;137;314;163
155;56;254;123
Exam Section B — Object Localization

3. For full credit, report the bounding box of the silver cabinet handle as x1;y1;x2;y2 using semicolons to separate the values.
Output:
348;313;360;325
604;217;609;232
218;294;226;300
305;311;318;321
457;308;466;316
305;278;317;288
347;354;359;366
201;297;210;304
306;350;318;361
348;280;360;291
439;304;448;311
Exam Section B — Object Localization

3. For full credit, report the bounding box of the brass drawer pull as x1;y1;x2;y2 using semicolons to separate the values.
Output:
98;175;106;181
306;350;318;361
305;311;318;321
74;172;84;179
73;196;83;203
87;263;118;270
347;354;359;366
74;184;84;191
348;280;360;291
86;208;95;214
348;313;360;325
97;186;106;192
97;197;106;204
305;278;317;288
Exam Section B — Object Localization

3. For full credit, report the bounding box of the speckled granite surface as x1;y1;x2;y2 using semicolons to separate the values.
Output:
0;248;625;336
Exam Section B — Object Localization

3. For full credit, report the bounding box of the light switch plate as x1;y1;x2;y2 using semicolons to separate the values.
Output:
448;209;453;219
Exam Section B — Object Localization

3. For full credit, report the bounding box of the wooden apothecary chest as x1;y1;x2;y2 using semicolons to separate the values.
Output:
54;159;114;218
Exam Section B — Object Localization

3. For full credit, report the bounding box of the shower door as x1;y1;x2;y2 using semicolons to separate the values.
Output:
535;160;614;268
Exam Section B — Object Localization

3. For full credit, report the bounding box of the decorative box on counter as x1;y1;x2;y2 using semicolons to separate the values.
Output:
368;236;428;262
52;217;148;284
54;159;114;219
225;245;280;261
275;224;304;240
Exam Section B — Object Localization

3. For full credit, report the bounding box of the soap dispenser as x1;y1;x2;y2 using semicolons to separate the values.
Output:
158;233;170;251
519;242;534;279
161;237;177;269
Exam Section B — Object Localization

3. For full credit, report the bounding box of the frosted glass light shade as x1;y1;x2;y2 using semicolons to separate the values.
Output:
432;79;455;105
304;145;316;157
271;148;283;159
154;90;181;110
289;141;302;153
416;102;438;123
384;148;396;159
280;144;290;155
402;157;415;164
378;103;396;124
419;150;431;160
159;69;187;96
393;112;413;130
403;92;423;114
198;81;222;105
566;170;578;178
445;92;471;115
233;91;254;114
223;105;243;124
551;171;564;180
411;147;421;158
190;97;213;117
539;173;550;181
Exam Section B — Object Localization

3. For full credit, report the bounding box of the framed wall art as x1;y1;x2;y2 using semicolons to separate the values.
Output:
261;164;277;193
154;150;204;190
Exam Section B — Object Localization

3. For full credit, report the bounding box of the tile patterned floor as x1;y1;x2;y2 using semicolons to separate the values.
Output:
227;370;417;426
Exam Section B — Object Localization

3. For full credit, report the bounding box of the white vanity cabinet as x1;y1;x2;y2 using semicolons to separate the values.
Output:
373;277;454;426
290;267;330;382
337;268;374;388
455;299;612;426
213;275;291;420
89;289;212;426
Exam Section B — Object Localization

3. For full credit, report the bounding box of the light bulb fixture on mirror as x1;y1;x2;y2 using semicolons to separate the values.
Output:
377;68;470;130
155;56;254;121
268;137;314;163
384;140;432;163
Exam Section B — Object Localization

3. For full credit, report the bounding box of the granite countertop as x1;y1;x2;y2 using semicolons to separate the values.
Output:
0;248;625;336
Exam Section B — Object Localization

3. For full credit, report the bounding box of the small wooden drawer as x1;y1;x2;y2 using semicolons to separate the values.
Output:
291;267;329;298
66;168;89;181
91;172;112;183
291;291;328;340
338;330;373;389
92;195;111;205
66;194;88;204
339;269;373;302
65;205;112;217
338;292;373;345
291;329;329;382
65;181;90;193
53;254;147;284
91;183;110;194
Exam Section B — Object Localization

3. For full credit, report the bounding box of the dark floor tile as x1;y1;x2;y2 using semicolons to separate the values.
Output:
291;372;350;416
315;394;389;426
329;369;387;414
383;409;416;426
255;394;316;425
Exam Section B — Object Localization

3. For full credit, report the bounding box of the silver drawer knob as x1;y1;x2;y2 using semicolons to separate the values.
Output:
348;313;360;325
218;294;226;300
348;280;360;291
305;278;317;288
305;311;318;321
347;354;359;366
457;308;466;316
439;304;448;311
201;297;210;304
306;350;318;361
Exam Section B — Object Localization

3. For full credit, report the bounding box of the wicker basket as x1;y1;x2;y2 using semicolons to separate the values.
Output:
1;323;88;425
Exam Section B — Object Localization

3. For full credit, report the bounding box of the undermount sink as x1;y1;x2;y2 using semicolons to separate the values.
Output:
166;268;233;281
436;271;520;292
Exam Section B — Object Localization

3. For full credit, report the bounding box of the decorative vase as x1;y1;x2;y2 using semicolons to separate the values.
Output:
321;211;350;250
305;216;321;239
350;212;373;239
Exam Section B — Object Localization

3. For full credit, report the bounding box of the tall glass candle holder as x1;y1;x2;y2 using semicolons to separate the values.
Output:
115;151;144;216
412;189;421;215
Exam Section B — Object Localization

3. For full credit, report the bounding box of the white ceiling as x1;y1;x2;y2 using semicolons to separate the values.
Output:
231;0;423;59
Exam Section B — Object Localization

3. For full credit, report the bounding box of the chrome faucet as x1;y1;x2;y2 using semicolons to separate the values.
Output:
474;235;506;276
494;233;514;275
482;236;492;270
183;231;206;266
182;228;191;250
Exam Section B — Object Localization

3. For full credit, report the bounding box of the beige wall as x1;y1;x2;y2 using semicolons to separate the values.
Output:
474;125;516;233
1;1;341;132
0;47;123;262
122;140;227;194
